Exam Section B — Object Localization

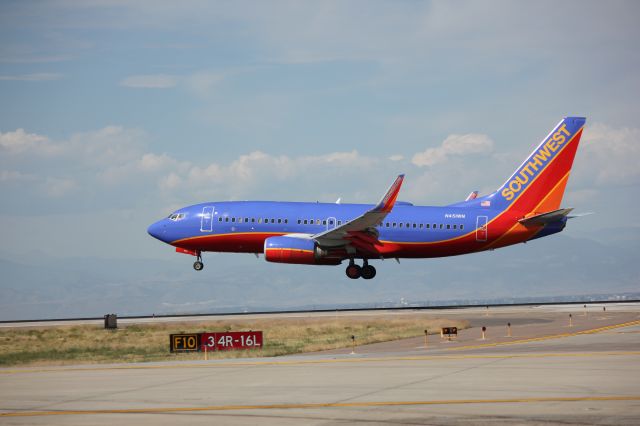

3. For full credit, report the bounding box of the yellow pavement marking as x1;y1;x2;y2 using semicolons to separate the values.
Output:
2;395;639;417
1;351;639;376
1;319;638;375
447;319;640;351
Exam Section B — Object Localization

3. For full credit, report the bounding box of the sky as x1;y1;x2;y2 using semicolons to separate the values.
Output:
1;1;639;318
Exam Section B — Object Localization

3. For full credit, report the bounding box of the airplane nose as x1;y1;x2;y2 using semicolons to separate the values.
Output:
147;220;166;241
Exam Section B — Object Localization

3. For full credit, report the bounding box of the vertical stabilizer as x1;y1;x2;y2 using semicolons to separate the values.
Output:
491;117;586;214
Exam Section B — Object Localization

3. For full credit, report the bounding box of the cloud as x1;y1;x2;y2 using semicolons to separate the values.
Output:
0;55;72;64
67;126;146;166
184;72;224;97
577;123;640;186
1;126;146;163
0;128;53;154
42;177;78;197
412;134;494;167
0;126;149;205
0;170;36;182
120;74;178;89
0;73;63;81
179;149;378;199
120;71;224;95
0;124;386;208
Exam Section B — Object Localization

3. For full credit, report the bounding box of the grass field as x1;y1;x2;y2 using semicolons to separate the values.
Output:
0;315;468;367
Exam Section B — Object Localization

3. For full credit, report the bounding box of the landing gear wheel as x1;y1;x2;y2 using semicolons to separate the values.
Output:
345;264;362;279
193;261;204;271
361;264;376;280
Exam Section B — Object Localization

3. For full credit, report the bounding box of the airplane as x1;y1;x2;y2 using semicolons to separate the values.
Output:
148;116;586;279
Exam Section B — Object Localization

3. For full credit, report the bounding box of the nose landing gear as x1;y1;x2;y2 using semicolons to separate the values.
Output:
193;252;204;271
345;259;376;279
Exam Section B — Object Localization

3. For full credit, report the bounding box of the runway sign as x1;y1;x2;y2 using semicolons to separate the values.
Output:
200;331;263;351
169;333;201;352
442;327;458;337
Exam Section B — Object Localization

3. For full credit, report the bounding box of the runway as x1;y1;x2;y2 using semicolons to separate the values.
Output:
1;305;639;425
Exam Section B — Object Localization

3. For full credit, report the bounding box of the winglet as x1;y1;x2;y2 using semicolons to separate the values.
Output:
374;174;405;213
465;191;479;201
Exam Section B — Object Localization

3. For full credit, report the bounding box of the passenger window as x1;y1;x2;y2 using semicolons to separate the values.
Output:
399;223;403;228
277;219;282;224
413;223;417;228
322;220;327;225
439;224;443;229
446;224;450;229
426;224;430;229
298;219;301;224
419;224;423;228
304;220;308;224
258;218;262;223
270;219;275;223
285;219;288;224
393;222;397;227
252;218;256;223
460;224;464;230
385;223;390;228
338;220;342;225
218;217;222;222
453;224;457;229
225;217;229;222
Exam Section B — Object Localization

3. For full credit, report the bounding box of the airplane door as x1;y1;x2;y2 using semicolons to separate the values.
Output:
201;206;214;232
476;216;488;242
326;217;337;231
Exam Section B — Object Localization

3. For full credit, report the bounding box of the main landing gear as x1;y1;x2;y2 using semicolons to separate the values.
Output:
345;259;376;280
193;252;204;271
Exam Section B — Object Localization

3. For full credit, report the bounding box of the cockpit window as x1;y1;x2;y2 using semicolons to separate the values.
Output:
168;213;186;221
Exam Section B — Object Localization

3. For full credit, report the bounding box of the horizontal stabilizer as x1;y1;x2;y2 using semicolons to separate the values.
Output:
518;208;574;226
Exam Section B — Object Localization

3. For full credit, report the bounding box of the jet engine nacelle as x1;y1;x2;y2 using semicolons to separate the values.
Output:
264;236;342;265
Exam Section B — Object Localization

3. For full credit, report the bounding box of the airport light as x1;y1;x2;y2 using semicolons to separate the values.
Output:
481;326;486;340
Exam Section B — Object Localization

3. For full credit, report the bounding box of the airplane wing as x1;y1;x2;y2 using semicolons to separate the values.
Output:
312;174;404;254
